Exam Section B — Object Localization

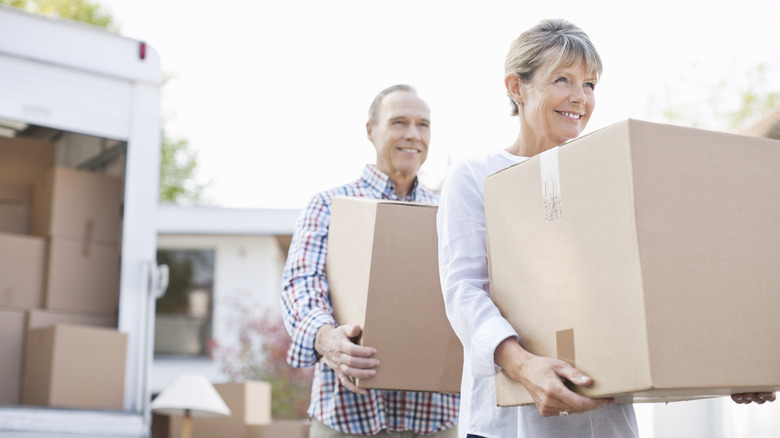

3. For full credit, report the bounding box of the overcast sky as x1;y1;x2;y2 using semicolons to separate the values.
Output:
99;0;780;209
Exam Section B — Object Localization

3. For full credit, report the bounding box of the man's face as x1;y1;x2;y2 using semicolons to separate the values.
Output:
367;90;431;180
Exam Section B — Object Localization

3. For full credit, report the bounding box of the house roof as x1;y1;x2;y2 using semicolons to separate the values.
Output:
156;204;300;236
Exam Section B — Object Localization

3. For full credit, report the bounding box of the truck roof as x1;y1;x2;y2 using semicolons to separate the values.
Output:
0;4;162;84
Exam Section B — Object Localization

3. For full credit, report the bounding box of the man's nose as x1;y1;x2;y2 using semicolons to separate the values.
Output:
405;124;421;140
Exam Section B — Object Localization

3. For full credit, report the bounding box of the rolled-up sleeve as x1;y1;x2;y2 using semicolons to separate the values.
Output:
437;161;518;377
281;193;337;368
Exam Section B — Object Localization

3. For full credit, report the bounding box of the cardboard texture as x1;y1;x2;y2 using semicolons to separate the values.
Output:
0;184;31;234
0;137;55;187
44;238;120;316
0;309;25;405
326;197;463;393
247;420;310;438
27;309;117;330
22;324;127;410
31;166;123;245
167;381;272;438
484;119;780;406
0;233;45;309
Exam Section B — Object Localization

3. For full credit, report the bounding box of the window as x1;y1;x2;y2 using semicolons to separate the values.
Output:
154;249;215;356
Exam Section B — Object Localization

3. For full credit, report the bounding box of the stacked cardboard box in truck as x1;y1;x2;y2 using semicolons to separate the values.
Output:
0;137;125;409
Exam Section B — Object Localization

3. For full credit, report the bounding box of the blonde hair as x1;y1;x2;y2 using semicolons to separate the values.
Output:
505;19;603;116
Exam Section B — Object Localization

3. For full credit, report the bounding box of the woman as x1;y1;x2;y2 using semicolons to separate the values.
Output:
436;18;773;438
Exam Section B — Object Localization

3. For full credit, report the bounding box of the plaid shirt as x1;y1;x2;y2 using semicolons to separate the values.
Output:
281;164;459;435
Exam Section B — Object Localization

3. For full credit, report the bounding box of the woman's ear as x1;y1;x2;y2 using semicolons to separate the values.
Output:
505;73;523;105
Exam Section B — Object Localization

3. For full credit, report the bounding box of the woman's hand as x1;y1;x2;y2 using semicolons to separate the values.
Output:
314;324;379;395
495;337;613;417
731;392;776;404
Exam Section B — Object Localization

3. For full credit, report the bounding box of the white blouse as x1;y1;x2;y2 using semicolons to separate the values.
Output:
437;150;638;438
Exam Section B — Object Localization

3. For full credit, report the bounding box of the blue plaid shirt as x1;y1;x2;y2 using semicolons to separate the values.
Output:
281;164;459;435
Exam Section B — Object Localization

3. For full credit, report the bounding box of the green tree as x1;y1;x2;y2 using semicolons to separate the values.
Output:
0;0;115;29
0;0;207;204
645;62;780;134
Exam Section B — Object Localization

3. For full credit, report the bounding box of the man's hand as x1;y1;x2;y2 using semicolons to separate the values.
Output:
495;337;613;417
314;324;380;395
731;392;776;404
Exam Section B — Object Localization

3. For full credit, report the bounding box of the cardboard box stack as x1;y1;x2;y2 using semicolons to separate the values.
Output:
326;197;463;393
484;119;780;406
31;166;123;316
165;381;287;438
0;136;123;408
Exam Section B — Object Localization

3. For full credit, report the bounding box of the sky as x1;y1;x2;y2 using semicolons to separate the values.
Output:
99;0;780;210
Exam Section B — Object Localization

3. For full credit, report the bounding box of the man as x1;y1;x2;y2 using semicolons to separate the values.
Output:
281;84;459;437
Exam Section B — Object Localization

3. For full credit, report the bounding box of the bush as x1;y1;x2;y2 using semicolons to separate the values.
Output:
210;295;313;419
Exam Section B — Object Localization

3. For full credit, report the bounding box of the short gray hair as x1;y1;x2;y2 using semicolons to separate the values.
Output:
367;84;417;124
505;19;603;116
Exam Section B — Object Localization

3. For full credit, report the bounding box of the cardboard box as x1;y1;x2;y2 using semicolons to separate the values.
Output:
247;420;310;438
27;309;117;330
484;119;780;406
0;232;45;309
0;184;31;234
44;238;120;316
326;197;462;393
0;309;25;405
0;137;55;187
31;166;123;245
168;381;272;438
22;324;127;410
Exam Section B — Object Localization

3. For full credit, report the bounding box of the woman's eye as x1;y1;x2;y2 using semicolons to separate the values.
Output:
585;82;596;90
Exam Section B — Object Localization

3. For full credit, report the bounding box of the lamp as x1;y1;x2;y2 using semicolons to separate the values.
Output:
150;374;232;438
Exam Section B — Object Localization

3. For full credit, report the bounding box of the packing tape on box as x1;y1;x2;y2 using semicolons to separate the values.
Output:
539;147;562;222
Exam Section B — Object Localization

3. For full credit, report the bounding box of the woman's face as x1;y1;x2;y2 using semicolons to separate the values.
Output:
518;58;597;152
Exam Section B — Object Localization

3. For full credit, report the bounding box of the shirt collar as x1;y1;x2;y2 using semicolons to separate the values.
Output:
361;164;420;201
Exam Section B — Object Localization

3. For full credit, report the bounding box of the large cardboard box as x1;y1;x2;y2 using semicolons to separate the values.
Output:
31;166;123;245
0;184;31;234
484;119;780;406
167;381;272;438
43;238;120;316
0;232;45;309
22;324;127;410
0;137;55;187
326;197;462;393
0;309;26;405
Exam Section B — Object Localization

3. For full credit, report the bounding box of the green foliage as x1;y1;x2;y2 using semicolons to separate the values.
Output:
645;62;780;133
159;129;208;204
0;0;116;30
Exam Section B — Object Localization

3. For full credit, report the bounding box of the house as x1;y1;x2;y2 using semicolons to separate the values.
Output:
152;204;300;394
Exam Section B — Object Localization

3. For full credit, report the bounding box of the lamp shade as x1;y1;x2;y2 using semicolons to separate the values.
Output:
150;374;232;418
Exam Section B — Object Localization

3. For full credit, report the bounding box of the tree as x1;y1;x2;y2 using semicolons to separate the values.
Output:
644;62;780;134
0;0;207;204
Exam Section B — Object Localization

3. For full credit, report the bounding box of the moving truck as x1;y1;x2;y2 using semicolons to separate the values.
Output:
0;5;167;437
